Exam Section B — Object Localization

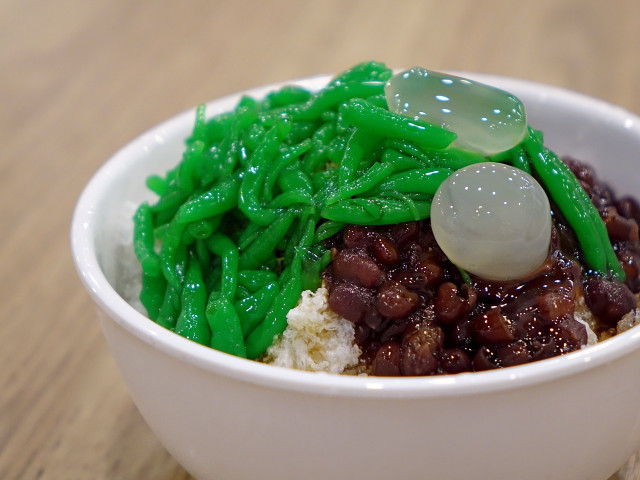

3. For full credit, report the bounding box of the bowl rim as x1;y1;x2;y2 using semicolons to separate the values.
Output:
71;72;640;399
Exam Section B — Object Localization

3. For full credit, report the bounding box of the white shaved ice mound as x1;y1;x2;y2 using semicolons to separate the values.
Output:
263;286;361;374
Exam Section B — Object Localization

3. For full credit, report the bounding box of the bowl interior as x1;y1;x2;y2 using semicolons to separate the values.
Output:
72;73;640;397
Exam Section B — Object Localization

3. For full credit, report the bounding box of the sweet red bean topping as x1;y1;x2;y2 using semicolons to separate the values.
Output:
601;206;640;243
451;318;474;348
472;307;515;345
439;348;472;373
496;340;533;367
530;336;557;361
435;282;477;325
415;257;445;286
331;250;383;287
583;278;635;326
565;157;595;187
371;235;400;266
327;281;373;323
591;183;615;212
473;347;498;371
536;293;575;322
378;316;413;344
371;341;402;376
400;322;443;376
388;222;420;247
553;316;589;352
616;196;640;224
321;158;639;375
343;225;376;249
390;271;431;294
618;247;640;293
376;281;420;319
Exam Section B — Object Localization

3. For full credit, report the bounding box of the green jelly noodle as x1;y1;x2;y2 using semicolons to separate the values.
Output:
132;61;623;360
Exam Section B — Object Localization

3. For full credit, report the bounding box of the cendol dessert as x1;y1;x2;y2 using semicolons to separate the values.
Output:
132;61;640;376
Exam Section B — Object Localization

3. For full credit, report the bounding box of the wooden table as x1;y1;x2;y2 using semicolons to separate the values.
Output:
2;1;640;478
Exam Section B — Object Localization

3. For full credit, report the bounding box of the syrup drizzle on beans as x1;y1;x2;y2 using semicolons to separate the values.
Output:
323;158;640;376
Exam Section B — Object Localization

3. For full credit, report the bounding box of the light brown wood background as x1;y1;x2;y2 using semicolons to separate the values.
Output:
2;1;640;479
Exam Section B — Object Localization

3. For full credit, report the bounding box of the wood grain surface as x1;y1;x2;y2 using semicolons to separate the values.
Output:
2;1;640;479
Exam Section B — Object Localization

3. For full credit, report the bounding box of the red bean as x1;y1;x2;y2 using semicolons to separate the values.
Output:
583;278;636;326
371;341;402;376
518;314;550;340
415;257;444;287
591;183;614;211
536;293;574;322
565;157;596;187
362;308;383;330
439;348;472;374
530;336;557;361
404;243;423;268
376;281;420;319
616;196;640;224
473;347;498;371
401;323;443;376
377;317;412;343
390;271;430;293
580;180;593;197
552;317;588;352
331;250;383;287
451;318;474;348
327;281;373;323
618;247;640;293
472;306;515;345
494;340;532;367
601;206;640;243
388;222;419;247
435;282;477;325
343;225;375;249
370;235;400;266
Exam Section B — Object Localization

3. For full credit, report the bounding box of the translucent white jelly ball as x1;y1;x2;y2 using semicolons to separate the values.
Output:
430;162;551;280
385;67;527;155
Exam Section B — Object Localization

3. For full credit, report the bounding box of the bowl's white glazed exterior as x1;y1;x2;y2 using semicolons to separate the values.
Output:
72;74;640;480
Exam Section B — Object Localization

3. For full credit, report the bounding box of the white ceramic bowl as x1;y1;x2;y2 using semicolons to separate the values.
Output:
72;74;640;480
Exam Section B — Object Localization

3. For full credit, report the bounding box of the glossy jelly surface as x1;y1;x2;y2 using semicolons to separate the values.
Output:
430;162;551;280
385;67;527;155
